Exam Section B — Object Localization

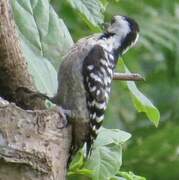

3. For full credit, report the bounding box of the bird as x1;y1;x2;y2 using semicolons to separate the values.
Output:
52;15;140;158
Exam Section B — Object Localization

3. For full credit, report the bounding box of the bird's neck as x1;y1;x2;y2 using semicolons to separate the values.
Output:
96;35;122;67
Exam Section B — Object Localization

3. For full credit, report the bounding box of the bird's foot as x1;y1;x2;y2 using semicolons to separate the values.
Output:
53;106;72;129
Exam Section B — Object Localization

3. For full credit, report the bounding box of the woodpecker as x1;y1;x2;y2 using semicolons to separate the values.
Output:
53;15;139;157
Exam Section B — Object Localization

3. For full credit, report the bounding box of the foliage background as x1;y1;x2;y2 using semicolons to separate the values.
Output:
51;0;179;179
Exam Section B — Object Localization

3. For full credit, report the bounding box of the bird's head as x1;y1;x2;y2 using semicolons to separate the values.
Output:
106;15;139;54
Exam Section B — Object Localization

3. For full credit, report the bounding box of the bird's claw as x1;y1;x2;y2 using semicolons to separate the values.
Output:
54;106;72;129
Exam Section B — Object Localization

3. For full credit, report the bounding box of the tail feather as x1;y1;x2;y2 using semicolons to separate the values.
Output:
86;136;93;157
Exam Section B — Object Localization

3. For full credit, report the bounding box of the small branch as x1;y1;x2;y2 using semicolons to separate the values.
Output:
113;72;145;81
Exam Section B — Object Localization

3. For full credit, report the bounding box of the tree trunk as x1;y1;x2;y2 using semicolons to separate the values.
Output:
0;0;71;179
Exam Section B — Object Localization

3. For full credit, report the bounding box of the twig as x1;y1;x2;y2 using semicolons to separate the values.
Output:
113;72;144;81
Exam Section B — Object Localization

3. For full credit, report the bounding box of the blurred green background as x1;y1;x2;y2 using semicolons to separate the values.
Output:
51;0;179;179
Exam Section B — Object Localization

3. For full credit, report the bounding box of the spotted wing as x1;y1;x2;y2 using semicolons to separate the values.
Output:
82;44;114;154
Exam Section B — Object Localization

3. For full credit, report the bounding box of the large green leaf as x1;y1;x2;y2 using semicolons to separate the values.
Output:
12;0;73;67
120;60;160;127
66;0;105;31
86;144;122;180
12;0;73;96
94;127;131;147
68;128;131;179
20;39;57;96
85;128;131;180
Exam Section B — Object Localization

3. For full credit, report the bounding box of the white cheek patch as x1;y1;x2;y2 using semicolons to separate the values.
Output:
118;18;131;38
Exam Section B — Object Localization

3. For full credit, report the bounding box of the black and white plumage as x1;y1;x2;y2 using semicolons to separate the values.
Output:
82;16;139;154
53;15;139;157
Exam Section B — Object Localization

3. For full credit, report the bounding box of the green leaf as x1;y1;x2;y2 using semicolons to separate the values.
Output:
94;127;131;147
13;0;73;67
20;40;58;96
66;0;105;31
68;151;94;177
85;144;122;180
119;60;160;127
117;171;146;180
12;0;73;96
69;128;130;179
85;128;129;180
69;151;85;171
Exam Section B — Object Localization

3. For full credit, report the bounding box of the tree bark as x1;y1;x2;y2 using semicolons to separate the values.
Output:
0;98;71;180
0;0;71;179
0;0;45;109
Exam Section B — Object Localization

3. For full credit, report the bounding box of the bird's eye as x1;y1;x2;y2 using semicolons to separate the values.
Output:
111;17;116;24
